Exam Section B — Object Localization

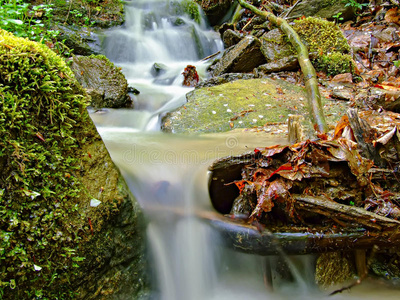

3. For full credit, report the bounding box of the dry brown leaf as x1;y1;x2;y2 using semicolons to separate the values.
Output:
331;73;353;83
385;7;400;25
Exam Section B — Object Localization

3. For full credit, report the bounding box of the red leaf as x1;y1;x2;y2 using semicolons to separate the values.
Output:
267;163;293;180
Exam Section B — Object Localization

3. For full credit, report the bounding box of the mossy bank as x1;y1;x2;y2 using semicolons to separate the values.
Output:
0;30;149;299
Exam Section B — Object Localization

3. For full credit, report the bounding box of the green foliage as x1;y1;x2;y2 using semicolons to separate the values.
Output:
332;12;344;24
342;0;368;12
293;17;354;75
0;29;89;299
0;0;58;43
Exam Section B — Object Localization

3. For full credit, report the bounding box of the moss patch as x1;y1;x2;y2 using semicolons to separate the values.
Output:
0;29;149;299
261;17;354;76
0;28;91;298
293;17;354;76
162;78;348;134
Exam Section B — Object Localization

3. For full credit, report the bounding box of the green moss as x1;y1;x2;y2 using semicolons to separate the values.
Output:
0;29;90;298
163;78;349;134
293;17;350;54
316;52;355;76
292;17;354;76
89;54;117;69
170;0;202;24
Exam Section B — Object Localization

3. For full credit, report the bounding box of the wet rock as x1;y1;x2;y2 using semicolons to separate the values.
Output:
331;87;354;101
325;82;355;101
196;73;255;88
286;0;355;21
315;252;356;288
69;55;132;108
370;250;400;281
257;56;299;73
150;62;168;77
51;0;124;28
211;36;266;76
200;0;235;26
258;19;353;76
128;86;141;95
74;137;150;300
222;28;243;48
52;24;102;56
260;29;291;62
0;30;149;299
354;87;400;112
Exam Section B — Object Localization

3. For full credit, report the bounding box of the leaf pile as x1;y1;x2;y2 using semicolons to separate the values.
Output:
230;137;400;228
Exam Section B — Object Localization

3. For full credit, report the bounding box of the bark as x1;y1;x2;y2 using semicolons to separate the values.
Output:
237;0;328;133
293;194;400;231
347;108;384;166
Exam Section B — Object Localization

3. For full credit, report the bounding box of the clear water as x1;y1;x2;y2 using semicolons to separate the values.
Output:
91;1;400;299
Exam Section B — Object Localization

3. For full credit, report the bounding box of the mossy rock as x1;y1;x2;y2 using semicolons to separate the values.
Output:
162;78;348;134
0;30;148;299
260;17;355;76
293;17;354;76
50;0;125;28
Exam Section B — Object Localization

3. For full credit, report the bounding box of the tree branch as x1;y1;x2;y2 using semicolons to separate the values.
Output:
237;0;328;134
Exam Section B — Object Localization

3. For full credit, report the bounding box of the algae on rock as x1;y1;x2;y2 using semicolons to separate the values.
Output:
260;17;355;76
162;78;347;134
0;29;148;299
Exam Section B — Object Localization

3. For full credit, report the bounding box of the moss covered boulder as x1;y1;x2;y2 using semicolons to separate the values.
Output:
259;17;355;76
162;78;348;134
0;30;148;299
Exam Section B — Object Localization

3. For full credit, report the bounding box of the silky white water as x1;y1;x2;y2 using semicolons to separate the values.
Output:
91;1;400;299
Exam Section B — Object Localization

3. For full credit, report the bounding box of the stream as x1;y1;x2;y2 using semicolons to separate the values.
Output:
89;0;400;299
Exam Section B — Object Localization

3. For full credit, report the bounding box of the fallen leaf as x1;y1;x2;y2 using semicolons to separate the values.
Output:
385;7;400;25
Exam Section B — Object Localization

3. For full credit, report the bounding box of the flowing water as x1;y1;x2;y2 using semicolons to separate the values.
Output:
91;1;400;299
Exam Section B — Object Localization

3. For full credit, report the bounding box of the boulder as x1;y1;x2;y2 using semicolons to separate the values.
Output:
0;30;149;299
69;55;133;108
222;28;242;48
200;0;235;26
52;24;102;56
285;0;355;21
258;28;299;72
211;36;266;76
162;78;348;134
258;17;354;76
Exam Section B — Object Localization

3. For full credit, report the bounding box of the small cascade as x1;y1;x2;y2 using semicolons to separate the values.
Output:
90;1;399;299
101;0;222;127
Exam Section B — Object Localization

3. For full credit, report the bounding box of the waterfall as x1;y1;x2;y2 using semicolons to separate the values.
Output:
89;1;399;299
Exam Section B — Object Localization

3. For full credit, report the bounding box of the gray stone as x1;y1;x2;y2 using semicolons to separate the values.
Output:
257;56;299;73
222;28;243;48
200;0;235;26
260;29;292;62
211;36;266;76
286;0;355;21
69;55;132;108
53;24;102;56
